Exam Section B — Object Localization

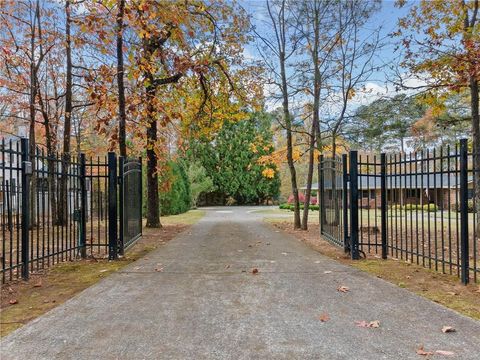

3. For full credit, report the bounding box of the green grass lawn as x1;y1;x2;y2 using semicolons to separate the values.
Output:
160;209;205;225
264;206;476;230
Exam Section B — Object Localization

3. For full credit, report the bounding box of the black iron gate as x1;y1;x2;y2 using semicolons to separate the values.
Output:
319;139;478;285
319;155;348;250
119;157;142;253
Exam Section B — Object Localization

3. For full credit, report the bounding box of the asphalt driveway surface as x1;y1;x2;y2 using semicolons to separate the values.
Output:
1;207;479;359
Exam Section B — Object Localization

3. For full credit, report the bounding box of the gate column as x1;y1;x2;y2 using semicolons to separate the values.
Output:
349;151;359;260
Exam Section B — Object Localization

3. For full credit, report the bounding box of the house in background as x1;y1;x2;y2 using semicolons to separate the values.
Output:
1;135;51;214
1;132;92;217
303;174;474;210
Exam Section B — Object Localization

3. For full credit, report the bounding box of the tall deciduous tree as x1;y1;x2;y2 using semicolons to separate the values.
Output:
396;0;479;231
122;0;254;227
256;0;302;228
293;0;335;230
58;0;74;225
0;0;58;225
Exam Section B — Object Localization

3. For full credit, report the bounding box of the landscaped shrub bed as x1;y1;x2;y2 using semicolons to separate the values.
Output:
390;204;438;212
279;203;319;211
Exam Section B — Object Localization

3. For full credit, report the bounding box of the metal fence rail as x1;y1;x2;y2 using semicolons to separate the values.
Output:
1;138;142;283
319;139;479;284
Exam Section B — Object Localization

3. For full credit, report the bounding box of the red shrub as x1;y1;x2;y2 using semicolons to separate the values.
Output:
287;192;305;204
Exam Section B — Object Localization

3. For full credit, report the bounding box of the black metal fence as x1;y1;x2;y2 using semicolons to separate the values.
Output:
319;139;479;284
0;138;143;283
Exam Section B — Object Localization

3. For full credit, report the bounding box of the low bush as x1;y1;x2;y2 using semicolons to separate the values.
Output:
423;203;438;212
279;203;319;211
389;203;438;212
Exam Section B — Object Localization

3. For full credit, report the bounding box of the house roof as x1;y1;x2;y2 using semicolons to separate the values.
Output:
302;174;472;190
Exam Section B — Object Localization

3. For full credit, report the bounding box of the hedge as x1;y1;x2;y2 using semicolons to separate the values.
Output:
279;203;319;211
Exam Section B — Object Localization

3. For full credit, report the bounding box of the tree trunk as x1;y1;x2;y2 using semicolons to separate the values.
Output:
301;121;316;230
314;114;323;228
45;125;58;225
145;80;161;228
301;1;322;230
38;84;58;224
280;57;301;229
28;0;40;228
471;77;480;240
29;71;37;228
332;134;340;226
117;0;127;157
59;0;73;225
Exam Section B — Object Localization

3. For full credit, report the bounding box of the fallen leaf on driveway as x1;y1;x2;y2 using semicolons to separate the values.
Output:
324;271;332;274
225;265;230;269
369;320;380;328
435;350;454;356
134;267;141;270
337;285;349;293
441;326;456;333
252;268;259;275
355;320;380;328
281;252;288;256
318;313;330;322
416;346;434;356
154;267;163;272
9;299;18;305
355;321;369;328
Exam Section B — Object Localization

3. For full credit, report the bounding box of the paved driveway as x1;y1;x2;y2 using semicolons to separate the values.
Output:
1;207;479;359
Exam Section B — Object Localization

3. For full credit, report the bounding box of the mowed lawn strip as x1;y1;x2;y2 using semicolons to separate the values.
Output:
0;210;205;337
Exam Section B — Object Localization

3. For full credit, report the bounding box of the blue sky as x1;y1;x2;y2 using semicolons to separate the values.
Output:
239;0;417;108
241;0;411;65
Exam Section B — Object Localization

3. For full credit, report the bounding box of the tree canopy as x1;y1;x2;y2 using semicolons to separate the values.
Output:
189;112;280;205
